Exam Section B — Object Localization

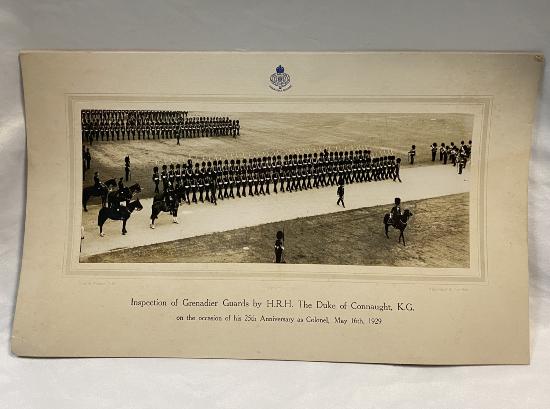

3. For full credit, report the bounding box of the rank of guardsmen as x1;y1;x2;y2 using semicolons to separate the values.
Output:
81;109;240;144
152;149;402;206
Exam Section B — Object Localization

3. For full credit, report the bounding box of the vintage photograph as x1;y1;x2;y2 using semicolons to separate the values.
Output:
79;109;472;267
14;52;539;365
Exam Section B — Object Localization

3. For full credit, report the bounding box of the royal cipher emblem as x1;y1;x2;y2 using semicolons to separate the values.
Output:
269;65;291;91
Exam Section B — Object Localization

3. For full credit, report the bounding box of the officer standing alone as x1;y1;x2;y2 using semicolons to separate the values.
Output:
124;155;131;182
337;181;345;208
274;230;285;263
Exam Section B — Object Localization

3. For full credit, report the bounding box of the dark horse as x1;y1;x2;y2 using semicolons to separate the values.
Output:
82;178;116;211
383;209;413;246
98;199;143;236
107;183;142;208
150;191;180;228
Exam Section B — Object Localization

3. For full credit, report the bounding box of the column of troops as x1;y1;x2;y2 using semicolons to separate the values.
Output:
152;149;402;205
81;110;240;143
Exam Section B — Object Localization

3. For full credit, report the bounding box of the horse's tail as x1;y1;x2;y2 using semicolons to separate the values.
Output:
98;208;108;227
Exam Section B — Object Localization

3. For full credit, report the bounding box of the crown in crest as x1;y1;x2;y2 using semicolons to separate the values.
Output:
276;65;285;74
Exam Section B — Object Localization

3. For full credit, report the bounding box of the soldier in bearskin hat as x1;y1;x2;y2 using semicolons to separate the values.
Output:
274;230;285;263
153;166;160;193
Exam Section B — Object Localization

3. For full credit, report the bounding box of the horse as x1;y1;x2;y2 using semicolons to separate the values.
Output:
107;183;142;208
98;199;143;237
82;178;116;211
150;192;180;228
383;209;413;246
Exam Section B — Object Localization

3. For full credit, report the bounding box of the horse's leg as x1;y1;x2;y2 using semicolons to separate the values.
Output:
83;191;88;212
173;206;179;223
122;219;127;235
399;230;405;246
150;209;157;229
98;211;105;237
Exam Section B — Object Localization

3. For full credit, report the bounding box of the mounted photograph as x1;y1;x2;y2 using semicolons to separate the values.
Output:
79;109;473;268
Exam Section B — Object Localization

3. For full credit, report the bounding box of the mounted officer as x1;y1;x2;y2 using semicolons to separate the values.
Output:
93;171;102;193
389;197;402;225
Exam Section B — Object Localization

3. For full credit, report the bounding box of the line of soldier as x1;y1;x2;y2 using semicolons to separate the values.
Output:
152;149;402;205
81;109;239;143
181;117;240;139
430;140;472;174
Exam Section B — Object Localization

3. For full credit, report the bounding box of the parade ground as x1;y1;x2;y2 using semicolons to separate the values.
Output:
80;111;473;266
80;165;470;266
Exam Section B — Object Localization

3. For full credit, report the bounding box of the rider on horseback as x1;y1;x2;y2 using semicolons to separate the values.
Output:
389;197;402;225
94;171;109;194
93;171;101;188
107;178;126;212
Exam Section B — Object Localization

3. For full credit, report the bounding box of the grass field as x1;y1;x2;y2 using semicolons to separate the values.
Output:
82;112;473;201
83;192;469;268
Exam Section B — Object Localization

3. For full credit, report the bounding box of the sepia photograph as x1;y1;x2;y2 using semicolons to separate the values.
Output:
79;109;472;267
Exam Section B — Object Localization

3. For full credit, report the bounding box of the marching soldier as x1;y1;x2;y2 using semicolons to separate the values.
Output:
258;158;266;195
161;165;169;191
152;166;160;194
217;160;225;200
175;163;182;190
247;158;255;197
393;158;402;182
210;173;218;205
204;162;212;202
168;164;175;187
241;159;248;197
191;163;199;203
235;160;242;198
199;162;207;202
281;155;289;193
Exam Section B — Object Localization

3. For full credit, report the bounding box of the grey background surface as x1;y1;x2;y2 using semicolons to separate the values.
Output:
1;1;549;408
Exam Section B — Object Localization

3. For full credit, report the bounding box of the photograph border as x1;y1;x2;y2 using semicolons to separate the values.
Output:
66;94;491;284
